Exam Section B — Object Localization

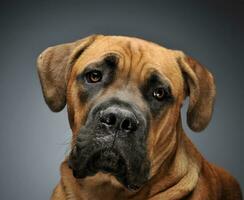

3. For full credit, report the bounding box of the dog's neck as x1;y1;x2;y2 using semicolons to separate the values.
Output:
146;131;202;199
59;161;130;200
59;127;201;200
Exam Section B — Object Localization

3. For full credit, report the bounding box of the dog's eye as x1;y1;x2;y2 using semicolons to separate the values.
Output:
152;87;165;101
85;70;103;83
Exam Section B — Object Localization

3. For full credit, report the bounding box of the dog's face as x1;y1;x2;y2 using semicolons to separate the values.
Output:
37;35;215;191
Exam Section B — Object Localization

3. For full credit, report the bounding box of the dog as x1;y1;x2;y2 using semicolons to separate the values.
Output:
37;35;242;200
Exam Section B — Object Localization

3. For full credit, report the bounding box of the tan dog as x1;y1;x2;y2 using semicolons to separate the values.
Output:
37;35;242;200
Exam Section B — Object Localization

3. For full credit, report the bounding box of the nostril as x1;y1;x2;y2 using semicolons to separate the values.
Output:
101;113;117;126
121;118;136;132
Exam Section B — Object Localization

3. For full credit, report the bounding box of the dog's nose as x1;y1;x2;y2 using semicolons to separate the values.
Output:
99;106;139;132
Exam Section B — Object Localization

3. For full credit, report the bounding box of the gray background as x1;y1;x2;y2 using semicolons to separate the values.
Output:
0;0;243;199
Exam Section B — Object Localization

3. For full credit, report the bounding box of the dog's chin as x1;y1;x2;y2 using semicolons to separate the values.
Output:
68;148;146;191
87;149;126;176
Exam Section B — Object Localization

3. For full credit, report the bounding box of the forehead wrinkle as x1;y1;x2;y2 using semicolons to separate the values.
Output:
131;44;144;71
120;41;145;76
139;63;155;85
136;46;144;67
126;41;133;83
140;65;175;91
112;43;131;76
134;46;146;80
74;48;129;78
158;60;184;97
125;43;147;85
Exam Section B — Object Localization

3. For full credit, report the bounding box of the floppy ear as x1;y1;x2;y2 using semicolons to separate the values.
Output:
37;35;100;112
178;54;216;132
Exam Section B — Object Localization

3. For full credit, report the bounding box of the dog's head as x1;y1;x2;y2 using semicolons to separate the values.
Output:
37;35;215;191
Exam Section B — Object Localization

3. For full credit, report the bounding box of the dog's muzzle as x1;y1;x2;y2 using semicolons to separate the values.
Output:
99;105;139;134
68;99;150;191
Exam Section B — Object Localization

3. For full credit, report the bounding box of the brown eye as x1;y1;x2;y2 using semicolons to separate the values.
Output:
152;87;165;100
86;70;102;83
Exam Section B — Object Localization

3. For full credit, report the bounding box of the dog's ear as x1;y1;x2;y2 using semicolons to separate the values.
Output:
178;54;216;132
37;35;100;112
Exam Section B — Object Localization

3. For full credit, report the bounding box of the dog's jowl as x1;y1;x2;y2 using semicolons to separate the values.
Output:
37;35;242;200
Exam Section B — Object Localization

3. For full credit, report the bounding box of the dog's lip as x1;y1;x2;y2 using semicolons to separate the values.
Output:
126;184;142;192
87;148;126;173
68;130;150;190
87;148;147;190
68;146;127;174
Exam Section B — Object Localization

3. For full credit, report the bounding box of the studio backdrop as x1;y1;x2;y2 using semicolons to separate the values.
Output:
0;0;243;199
